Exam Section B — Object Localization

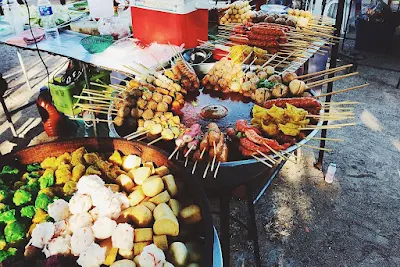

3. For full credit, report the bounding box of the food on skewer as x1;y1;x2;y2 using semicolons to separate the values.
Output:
219;0;255;25
165;58;200;92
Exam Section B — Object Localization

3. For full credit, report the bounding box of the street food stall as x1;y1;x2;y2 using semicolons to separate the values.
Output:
0;0;367;266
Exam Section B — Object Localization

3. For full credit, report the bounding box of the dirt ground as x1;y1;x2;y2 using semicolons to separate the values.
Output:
1;30;400;267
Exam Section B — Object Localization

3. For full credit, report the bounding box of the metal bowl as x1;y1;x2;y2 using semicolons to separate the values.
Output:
1;138;214;266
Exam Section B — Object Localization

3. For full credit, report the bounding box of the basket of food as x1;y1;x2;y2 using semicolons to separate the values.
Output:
0;138;213;266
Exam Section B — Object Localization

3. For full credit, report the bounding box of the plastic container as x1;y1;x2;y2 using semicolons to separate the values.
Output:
2;1;25;34
87;0;114;20
49;70;111;116
130;0;209;48
37;0;60;40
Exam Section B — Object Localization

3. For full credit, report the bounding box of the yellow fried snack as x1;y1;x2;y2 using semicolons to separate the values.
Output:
154;166;170;177
128;187;146;207
109;150;123;166
134;228;153;242
266;105;285;122
32;208;49;223
133;242;151;256
153;235;168;251
71;147;85;166
85;165;102;176
261;121;280;136
56;152;71;165
278;123;301;136
41;157;58;170
168;199;181;217
179;205;202;224
161;175;178;197
142;176;164;197
100;238;118;266
55;168;72;185
142;202;156;212
63;181;77;196
83;153;100;165
149;191;171;205
130;204;153;227
118;249;134;260
116;174;135;193
285;103;308;122
72;164;86;182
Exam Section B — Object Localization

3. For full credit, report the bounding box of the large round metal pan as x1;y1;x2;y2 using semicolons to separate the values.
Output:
0;138;214;266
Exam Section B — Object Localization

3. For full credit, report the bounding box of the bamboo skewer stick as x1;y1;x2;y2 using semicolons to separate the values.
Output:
203;162;211;179
185;156;189;167
73;96;111;105
322;101;360;105
214;162;221;179
311;137;345;142
74;103;118;112
176;150;179;160
299;122;357;130
263;143;294;163
298;64;353;79
252;155;273;168
211;141;217;172
127;130;149;141
315;83;369;98
306;72;359;88
79;108;117;116
184;146;194;158
111;76;128;84
147;136;163;146
168;146;180;160
297;143;333;152
192;160;198;175
68;117;113;123
256;150;278;164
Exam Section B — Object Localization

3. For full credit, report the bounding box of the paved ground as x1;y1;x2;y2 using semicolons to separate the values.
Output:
1;16;400;267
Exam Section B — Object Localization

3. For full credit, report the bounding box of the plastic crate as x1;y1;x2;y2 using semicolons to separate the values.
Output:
49;70;111;116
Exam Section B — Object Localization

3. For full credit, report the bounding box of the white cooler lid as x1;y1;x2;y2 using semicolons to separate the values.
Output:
130;0;209;14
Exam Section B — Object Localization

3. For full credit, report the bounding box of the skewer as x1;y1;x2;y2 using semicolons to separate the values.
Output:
214;162;221;179
211;141;217;171
175;151;179;160
185;156;189;167
192;160;198;175
126;131;149;141
137;136;147;142
306;72;359;89
203;162;211;179
297;143;333;152
168;146;180;160
200;147;207;159
311;137;345;142
251;155;273;168
147;136;163;146
299;122;357;130
184;146;194;158
322;101;360;105
68;117;114;123
256;150;278;164
79;108;117;116
73;96;111;105
299;64;353;80
111;76;128;84
74;103;118;112
263;143;294;163
315;83;369;98
82;90;121;100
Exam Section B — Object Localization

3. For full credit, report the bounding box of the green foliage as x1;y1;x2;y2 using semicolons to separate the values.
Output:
12;189;32;206
26;163;41;172
20;206;36;219
4;221;26;243
0;210;16;224
35;193;53;211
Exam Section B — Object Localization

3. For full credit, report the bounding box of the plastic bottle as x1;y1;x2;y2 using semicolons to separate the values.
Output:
36;87;64;137
325;163;336;184
3;0;24;34
37;0;60;40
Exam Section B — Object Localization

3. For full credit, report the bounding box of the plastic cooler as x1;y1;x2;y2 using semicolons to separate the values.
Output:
130;0;209;48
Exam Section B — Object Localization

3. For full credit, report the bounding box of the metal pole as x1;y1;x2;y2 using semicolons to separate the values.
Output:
341;0;353;51
16;48;32;91
315;0;346;170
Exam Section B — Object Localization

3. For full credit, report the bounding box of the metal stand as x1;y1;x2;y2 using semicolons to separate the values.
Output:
216;161;286;266
315;0;346;169
16;48;32;91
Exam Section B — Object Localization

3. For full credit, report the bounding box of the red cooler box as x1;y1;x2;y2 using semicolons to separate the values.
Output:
130;0;209;48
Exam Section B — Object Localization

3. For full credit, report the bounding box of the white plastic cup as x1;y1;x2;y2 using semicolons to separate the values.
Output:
87;0;114;20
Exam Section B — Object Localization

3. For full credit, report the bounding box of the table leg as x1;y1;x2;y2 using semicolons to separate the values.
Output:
246;185;261;267
220;189;231;267
0;97;17;137
16;48;32;91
